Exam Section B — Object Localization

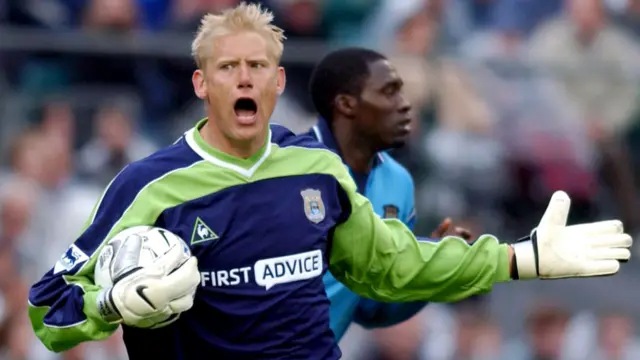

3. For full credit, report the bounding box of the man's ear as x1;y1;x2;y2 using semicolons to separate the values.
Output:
276;67;286;95
335;94;357;117
192;69;207;99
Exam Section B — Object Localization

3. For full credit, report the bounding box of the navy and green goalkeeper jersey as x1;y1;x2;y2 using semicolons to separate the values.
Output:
28;119;512;360
307;117;427;340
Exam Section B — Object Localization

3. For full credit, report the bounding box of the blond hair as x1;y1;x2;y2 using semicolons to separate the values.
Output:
191;2;286;68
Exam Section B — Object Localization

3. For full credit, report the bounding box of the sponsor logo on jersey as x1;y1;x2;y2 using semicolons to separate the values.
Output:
191;217;219;245
301;189;325;224
200;267;252;287
255;250;323;290
383;205;399;219
53;244;90;274
199;250;324;290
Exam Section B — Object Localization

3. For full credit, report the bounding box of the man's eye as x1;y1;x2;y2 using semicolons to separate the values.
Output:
221;64;233;70
252;63;264;69
384;88;396;96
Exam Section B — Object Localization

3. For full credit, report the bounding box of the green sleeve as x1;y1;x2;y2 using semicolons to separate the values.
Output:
328;166;512;303
28;281;120;352
27;168;154;352
28;163;192;352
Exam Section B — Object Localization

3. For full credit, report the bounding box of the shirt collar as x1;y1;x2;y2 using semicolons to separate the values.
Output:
311;117;384;168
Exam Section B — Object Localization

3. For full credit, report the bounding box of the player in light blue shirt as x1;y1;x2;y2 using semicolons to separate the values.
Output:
306;48;471;341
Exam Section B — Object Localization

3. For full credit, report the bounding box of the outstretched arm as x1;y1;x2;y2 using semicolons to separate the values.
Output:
330;202;512;302
327;155;628;302
327;157;512;302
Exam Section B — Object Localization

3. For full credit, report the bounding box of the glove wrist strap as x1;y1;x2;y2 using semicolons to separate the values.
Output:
96;288;123;324
512;241;538;279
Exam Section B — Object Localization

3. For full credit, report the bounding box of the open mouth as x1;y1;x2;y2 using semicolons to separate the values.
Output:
234;98;258;119
397;118;411;134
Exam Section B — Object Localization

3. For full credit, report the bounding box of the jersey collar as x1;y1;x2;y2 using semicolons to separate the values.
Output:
185;118;272;178
311;116;384;168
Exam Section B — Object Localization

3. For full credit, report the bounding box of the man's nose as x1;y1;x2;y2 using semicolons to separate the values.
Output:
398;95;411;114
237;64;253;89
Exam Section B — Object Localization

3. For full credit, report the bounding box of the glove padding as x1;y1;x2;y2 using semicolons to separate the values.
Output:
512;191;632;280
96;234;200;328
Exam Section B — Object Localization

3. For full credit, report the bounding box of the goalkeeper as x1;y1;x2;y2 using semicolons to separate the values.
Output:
28;3;632;360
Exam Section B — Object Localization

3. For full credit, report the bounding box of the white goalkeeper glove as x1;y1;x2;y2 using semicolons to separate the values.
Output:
96;235;201;328
512;191;632;280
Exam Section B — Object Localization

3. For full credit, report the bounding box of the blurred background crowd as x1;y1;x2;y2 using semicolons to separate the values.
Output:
1;0;640;359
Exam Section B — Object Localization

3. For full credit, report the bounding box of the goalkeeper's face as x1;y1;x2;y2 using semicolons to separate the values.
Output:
192;31;285;144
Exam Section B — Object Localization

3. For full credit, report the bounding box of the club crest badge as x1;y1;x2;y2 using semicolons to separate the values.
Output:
383;205;399;219
301;189;326;224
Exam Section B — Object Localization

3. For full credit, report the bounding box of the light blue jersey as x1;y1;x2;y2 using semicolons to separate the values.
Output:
306;117;427;340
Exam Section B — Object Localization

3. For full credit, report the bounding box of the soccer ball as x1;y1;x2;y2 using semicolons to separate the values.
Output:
94;226;191;288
